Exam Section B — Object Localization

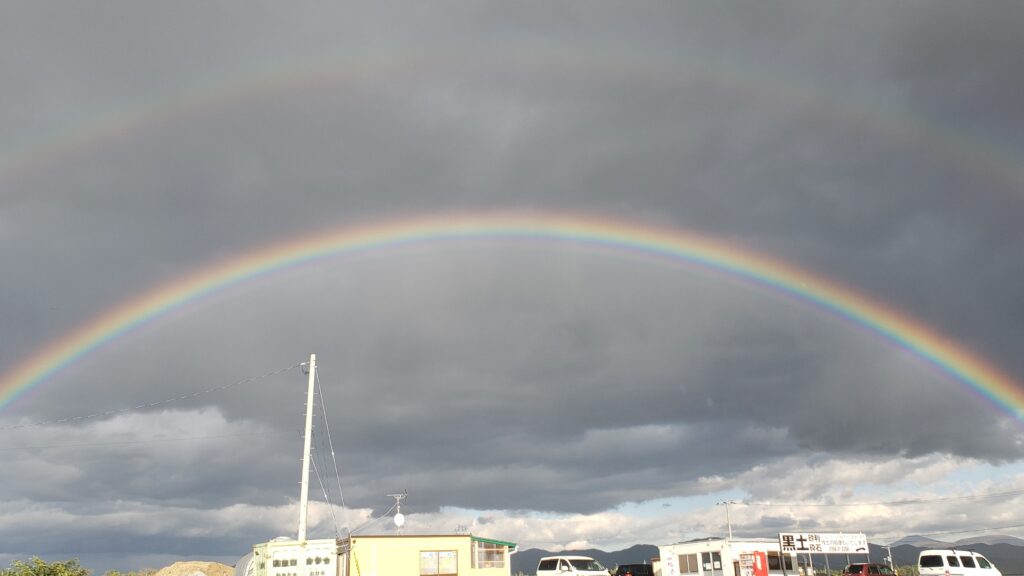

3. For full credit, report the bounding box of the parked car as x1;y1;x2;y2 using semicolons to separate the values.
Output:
537;555;610;576
842;563;896;576
918;550;1002;576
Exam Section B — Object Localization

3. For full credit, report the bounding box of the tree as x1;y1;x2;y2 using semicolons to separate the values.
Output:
1;557;90;576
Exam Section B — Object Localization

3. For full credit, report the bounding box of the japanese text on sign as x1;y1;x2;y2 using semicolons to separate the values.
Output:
778;533;868;554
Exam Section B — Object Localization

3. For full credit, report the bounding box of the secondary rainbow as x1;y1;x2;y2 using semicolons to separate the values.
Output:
1;212;1022;419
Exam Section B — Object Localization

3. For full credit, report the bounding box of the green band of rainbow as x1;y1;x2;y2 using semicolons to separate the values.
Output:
2;211;1022;419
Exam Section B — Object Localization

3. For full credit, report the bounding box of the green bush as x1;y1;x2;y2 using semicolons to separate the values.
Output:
1;557;90;576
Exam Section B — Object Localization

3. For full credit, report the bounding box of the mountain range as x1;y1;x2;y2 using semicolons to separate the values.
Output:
511;537;1024;576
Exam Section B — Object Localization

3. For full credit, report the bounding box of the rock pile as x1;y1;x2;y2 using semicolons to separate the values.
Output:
154;561;235;576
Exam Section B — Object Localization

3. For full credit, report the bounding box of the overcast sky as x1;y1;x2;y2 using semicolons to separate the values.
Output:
2;1;1024;573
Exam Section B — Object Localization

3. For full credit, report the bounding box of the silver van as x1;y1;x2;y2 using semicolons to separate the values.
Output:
918;550;1001;576
537;555;610;576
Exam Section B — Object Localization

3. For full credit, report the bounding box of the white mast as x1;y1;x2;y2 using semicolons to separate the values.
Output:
298;353;316;542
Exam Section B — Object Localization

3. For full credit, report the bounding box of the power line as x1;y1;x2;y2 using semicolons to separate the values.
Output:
315;369;348;516
907;523;1024;538
874;522;1024;546
0;361;304;431
744;488;1024;508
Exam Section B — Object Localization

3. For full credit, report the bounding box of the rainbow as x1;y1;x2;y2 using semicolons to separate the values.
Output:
4;49;1023;205
1;211;1023;420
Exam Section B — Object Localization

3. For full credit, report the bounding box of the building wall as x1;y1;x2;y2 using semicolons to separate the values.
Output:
347;535;511;576
252;538;341;576
659;539;794;576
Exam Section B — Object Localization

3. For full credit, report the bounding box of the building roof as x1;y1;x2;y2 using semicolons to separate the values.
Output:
471;535;518;548
342;533;516;548
665;536;783;546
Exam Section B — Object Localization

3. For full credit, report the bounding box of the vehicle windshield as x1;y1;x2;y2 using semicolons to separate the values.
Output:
570;559;606;571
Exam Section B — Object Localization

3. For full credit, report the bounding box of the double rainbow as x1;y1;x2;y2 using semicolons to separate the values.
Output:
1;211;1022;420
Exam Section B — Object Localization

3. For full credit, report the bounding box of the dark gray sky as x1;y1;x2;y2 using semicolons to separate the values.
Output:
2;1;1024;573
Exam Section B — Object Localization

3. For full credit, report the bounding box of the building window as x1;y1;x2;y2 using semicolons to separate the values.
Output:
703;552;722;571
767;553;794;571
679;554;699;574
420;550;457;576
472;541;506;568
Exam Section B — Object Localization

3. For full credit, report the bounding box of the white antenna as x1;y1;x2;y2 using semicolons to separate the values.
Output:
717;500;736;539
298;354;317;542
388;491;408;532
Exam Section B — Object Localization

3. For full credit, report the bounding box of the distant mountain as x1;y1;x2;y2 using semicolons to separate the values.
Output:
954;534;1024;547
888;535;952;547
512;544;659;575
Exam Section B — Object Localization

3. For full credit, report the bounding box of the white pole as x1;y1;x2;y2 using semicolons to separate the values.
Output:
726;502;733;539
718;501;734;539
298;353;316;542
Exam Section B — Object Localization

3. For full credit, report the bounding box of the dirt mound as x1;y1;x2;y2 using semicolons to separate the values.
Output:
154;561;235;576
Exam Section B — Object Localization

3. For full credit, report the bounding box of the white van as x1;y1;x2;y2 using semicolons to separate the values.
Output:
537;555;610;576
918;550;1001;576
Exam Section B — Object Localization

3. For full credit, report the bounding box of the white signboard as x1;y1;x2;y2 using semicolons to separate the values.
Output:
778;532;868;554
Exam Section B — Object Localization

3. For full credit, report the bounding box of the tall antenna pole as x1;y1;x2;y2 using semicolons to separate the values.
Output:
388;491;408;534
717;501;736;539
298;353;317;542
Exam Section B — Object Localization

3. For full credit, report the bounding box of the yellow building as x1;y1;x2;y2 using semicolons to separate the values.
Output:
343;534;516;576
247;534;517;576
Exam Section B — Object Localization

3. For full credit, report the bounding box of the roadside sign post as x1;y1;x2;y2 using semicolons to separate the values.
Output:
779;532;869;573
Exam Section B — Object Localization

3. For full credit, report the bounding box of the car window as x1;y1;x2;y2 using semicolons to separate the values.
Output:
947;557;961;568
920;556;943;569
869;566;880;574
570;559;605;570
960;557;977;569
977;558;992;569
848;566;864;574
880;567;895;575
539;560;558;570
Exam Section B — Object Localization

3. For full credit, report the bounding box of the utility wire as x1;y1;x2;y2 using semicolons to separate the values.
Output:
904;523;1024;537
310;455;345;539
349;499;401;536
315;369;348;511
874;522;1024;545
308;367;349;538
0;362;304;431
744;488;1024;508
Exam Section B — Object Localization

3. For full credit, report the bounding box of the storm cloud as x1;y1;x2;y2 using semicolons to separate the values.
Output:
2;1;1023;573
